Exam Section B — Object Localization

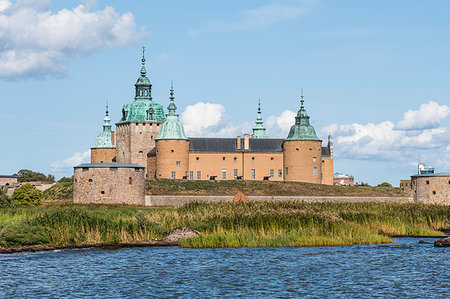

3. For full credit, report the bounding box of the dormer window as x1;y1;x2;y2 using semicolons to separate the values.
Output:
147;108;154;121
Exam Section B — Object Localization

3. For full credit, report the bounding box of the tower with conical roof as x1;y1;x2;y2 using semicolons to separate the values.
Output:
252;99;267;138
115;46;166;172
283;91;323;184
155;84;190;179
91;104;116;163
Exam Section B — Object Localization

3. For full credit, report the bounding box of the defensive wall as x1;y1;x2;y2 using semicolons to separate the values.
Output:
145;195;413;207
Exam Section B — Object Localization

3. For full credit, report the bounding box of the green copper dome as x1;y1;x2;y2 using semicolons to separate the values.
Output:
252;99;267;138
93;105;115;148
118;47;166;123
286;94;320;141
156;85;188;140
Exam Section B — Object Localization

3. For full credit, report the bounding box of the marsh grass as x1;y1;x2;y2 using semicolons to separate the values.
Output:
0;202;448;248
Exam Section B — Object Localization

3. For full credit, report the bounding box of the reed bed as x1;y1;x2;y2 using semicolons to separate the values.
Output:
0;202;448;248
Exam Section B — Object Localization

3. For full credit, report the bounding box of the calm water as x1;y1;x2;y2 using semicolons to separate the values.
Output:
0;238;449;298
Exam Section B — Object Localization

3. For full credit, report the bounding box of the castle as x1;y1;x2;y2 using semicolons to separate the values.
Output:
89;48;334;185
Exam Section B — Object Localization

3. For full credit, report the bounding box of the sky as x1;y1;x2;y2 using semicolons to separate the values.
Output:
0;0;449;186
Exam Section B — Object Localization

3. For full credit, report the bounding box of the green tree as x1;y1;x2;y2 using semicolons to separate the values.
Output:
377;182;392;188
15;169;55;183
58;176;73;183
0;188;14;207
11;184;43;206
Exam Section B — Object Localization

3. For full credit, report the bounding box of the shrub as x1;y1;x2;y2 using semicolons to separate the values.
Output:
58;176;73;183
11;184;43;206
0;188;14;207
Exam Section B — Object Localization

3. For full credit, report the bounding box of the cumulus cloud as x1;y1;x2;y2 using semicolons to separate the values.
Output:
180;101;251;137
189;1;314;35
396;101;450;130
51;149;90;172
0;0;141;78
266;110;296;137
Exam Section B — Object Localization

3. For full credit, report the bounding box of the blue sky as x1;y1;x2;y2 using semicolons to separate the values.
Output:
0;0;449;185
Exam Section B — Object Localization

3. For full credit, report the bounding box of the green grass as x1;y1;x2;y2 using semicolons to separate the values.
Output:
0;202;448;248
43;182;73;201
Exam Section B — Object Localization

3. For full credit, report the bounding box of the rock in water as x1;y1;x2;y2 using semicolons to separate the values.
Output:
434;237;450;247
162;227;200;244
233;191;248;203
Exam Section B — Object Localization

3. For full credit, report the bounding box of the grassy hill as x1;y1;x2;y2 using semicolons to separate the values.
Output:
43;182;73;201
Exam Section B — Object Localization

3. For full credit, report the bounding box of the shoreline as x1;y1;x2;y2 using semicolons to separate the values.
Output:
1;235;448;254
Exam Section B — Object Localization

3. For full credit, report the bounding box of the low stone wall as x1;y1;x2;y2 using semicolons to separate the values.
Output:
145;195;413;207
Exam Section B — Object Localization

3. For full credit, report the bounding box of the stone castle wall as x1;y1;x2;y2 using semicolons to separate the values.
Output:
283;140;323;184
91;148;116;164
116;122;161;175
0;176;17;186
412;175;450;205
73;165;145;205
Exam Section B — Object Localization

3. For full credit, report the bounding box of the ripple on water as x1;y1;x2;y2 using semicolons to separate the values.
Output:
0;238;449;298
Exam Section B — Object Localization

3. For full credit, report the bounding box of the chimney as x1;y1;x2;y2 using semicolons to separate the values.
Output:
244;134;250;151
111;131;115;146
237;136;241;150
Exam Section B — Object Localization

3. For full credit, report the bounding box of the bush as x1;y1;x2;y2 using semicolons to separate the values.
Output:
58;176;73;183
0;188;14;207
377;182;392;187
11;184;43;206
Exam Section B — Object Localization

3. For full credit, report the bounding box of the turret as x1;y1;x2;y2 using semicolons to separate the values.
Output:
155;84;190;179
91;103;116;163
283;91;322;183
252;99;267;138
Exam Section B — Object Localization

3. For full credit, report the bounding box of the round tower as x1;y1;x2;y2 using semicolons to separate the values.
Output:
155;84;189;179
283;92;322;184
91;104;116;163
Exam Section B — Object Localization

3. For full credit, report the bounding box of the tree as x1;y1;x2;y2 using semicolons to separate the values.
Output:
15;169;55;183
58;176;73;183
11;184;43;206
377;182;392;188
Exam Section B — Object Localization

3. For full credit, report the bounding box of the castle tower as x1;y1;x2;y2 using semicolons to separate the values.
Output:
283;92;322;184
155;84;189;179
91;104;116;163
115;46;166;172
252;99;267;138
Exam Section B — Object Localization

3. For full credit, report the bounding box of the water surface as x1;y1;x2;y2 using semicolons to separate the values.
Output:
1;238;448;298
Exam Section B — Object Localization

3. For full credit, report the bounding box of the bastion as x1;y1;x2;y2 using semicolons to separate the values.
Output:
411;173;450;205
73;163;145;205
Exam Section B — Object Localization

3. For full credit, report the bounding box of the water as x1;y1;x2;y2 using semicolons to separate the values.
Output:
0;238;448;298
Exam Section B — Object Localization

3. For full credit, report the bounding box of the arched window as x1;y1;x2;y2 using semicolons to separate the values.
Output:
129;177;133;185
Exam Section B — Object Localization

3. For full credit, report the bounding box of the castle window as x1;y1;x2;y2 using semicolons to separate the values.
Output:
222;169;227;180
251;169;256;180
313;157;317;162
176;161;181;166
88;179;93;182
151;136;153;140
171;149;174;153
278;169;282;178
171;172;176;179
101;191;105;194
270;169;274;178
433;191;436;195
197;171;201;180
223;157;226;160
196;157;199;161
296;148;299;152
189;171;194;180
135;168;140;172
285;167;288;175
82;167;89;172
139;151;143;154
234;169;238;179
313;167;318;175
271;157;274;160
129;177;133;185
252;157;255;161
426;180;430;185
309;148;312;151
110;167;118;171
234;157;237;161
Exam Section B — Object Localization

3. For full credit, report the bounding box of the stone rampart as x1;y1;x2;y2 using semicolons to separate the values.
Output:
145;195;413;207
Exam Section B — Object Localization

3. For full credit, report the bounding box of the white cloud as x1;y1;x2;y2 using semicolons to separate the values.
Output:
51;149;90;172
189;1;314;35
0;1;141;78
180;101;251;137
266;110;296;137
396;101;450;130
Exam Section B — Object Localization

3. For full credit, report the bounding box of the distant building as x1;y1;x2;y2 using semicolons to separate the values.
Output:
410;173;450;204
399;179;412;194
0;175;17;187
333;173;354;186
418;162;434;174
